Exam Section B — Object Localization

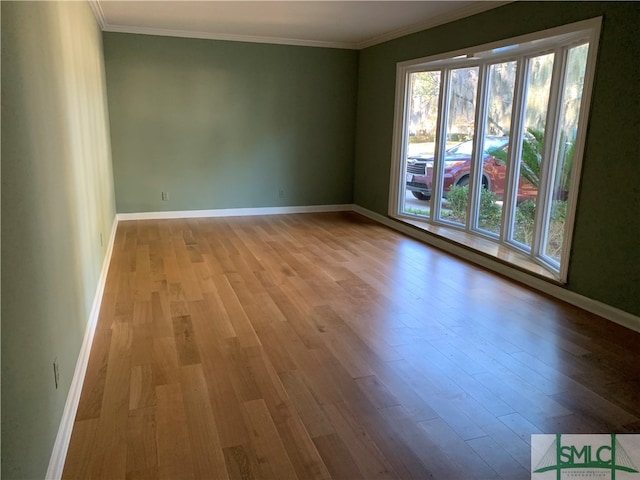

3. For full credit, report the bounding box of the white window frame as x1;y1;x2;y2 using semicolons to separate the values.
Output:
389;18;602;282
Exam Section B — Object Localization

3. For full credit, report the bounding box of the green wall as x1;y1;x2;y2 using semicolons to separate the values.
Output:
103;33;359;213
0;3;638;477
1;2;116;478
353;1;640;316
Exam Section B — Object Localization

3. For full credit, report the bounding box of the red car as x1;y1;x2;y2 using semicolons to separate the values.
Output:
406;137;537;201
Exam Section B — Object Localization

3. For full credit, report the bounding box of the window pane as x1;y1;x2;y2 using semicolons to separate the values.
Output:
438;66;479;226
403;71;441;218
512;53;554;249
477;61;517;236
543;44;588;262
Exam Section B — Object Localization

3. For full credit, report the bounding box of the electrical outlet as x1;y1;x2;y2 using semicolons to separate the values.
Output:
100;233;103;247
53;359;60;389
278;188;285;199
162;191;169;201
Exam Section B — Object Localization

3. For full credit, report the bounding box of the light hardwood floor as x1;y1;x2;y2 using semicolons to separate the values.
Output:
62;212;640;479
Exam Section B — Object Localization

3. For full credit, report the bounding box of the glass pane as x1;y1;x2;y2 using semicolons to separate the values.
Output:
543;44;588;262
438;66;479;226
512;53;554;249
403;71;441;218
476;61;517;236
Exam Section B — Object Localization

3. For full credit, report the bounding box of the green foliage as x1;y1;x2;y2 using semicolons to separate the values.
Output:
545;200;568;260
520;128;544;188
444;187;567;261
478;187;503;233
408;134;435;144
514;199;567;261
488;127;544;188
449;133;473;143
404;206;430;216
551;199;567;222
446;184;469;220
445;185;502;232
555;132;575;197
488;128;575;198
514;200;536;245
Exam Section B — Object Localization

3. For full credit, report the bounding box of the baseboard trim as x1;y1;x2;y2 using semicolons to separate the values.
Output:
116;203;355;221
352;205;640;334
45;216;119;480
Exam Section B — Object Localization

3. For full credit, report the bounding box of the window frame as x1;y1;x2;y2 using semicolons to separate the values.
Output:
389;18;602;283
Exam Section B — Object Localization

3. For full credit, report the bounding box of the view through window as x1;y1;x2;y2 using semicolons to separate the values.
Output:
393;19;601;281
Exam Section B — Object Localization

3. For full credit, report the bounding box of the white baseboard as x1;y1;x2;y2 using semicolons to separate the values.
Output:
116;203;355;221
352;205;640;334
45;216;119;480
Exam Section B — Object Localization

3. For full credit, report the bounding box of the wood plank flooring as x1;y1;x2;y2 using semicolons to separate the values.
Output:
62;212;640;479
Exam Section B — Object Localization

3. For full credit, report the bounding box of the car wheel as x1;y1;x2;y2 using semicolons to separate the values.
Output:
411;191;431;201
456;176;489;190
456;176;470;187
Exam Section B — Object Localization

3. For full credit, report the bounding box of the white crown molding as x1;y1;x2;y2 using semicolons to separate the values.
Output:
92;0;511;50
87;0;106;30
102;24;356;50
116;203;355;221
355;1;512;49
45;216;118;480
351;205;640;334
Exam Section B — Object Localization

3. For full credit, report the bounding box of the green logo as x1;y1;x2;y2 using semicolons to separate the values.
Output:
532;434;639;479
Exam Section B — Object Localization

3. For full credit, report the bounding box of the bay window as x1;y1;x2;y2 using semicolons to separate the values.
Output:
390;18;601;282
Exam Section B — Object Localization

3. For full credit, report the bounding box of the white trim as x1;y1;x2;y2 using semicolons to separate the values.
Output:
388;63;410;218
45;216;118;480
93;0;509;50
352;205;640;334
395;17;602;70
87;0;106;30
102;24;355;50
557;24;602;281
116;204;355;221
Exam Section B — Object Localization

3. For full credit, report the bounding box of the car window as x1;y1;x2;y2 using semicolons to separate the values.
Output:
484;137;507;152
448;141;474;155
447;137;506;156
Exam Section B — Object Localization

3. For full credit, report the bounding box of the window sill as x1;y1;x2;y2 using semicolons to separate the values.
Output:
395;214;563;284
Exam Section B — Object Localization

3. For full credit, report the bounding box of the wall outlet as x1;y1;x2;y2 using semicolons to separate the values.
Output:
53;359;60;389
162;191;169;201
100;232;103;247
278;188;285;199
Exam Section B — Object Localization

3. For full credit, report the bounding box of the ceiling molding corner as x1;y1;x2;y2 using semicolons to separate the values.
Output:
88;0;106;30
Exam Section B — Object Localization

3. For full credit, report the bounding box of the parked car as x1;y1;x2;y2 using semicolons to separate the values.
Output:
406;136;537;201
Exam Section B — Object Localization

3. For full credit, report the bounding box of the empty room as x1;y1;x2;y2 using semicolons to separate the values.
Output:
2;1;639;479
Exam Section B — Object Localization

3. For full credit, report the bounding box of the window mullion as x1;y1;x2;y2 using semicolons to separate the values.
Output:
431;69;450;221
468;63;490;232
557;33;600;280
532;47;567;259
501;57;528;245
390;65;411;217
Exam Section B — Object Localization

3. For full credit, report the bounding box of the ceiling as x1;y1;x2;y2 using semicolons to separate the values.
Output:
90;1;508;50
